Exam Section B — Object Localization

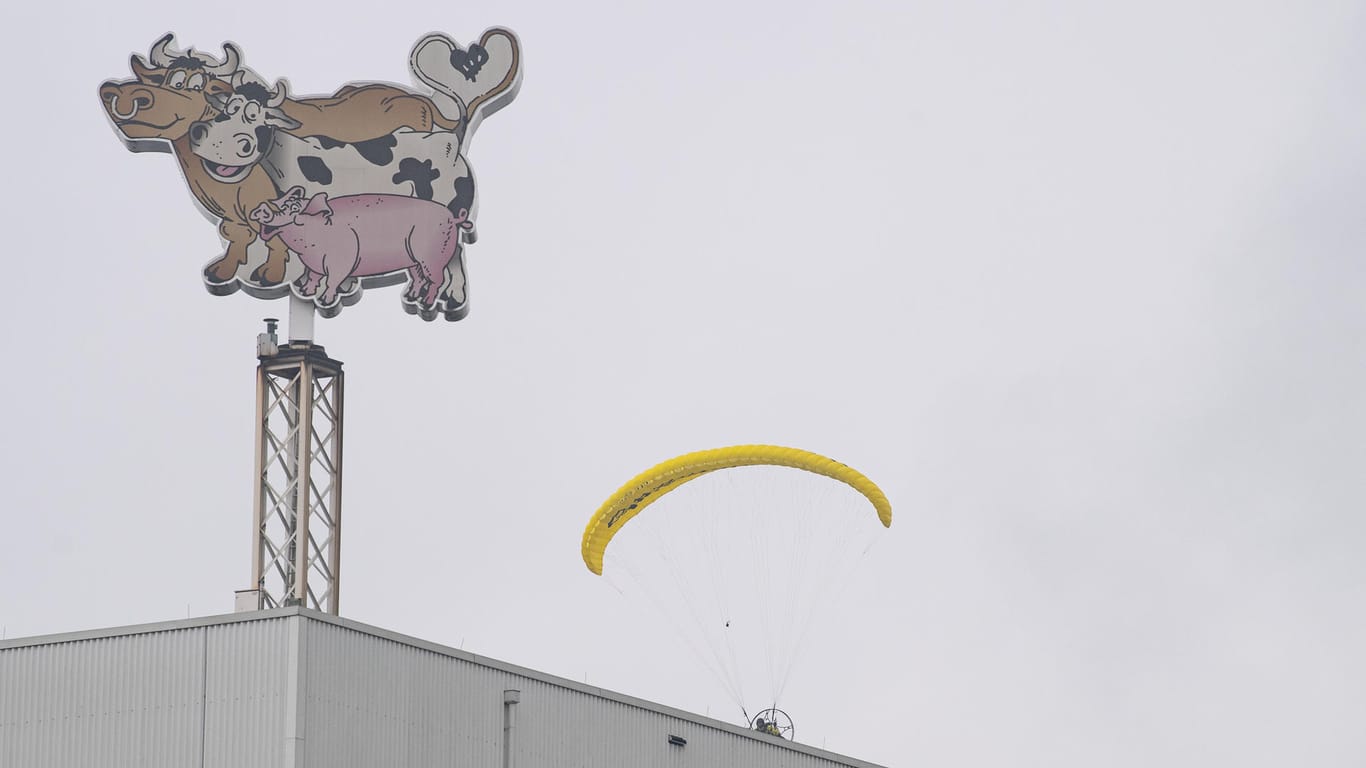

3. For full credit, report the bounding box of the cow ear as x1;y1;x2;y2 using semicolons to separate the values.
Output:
265;108;302;132
130;56;164;85
205;79;231;97
296;193;333;223
205;91;229;112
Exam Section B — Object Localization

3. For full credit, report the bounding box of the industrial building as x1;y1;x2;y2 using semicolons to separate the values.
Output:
1;607;884;767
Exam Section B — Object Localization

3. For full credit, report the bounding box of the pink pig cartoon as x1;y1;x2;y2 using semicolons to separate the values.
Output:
250;186;470;309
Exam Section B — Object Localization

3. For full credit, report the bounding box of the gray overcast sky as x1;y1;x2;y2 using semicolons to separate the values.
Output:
3;1;1365;765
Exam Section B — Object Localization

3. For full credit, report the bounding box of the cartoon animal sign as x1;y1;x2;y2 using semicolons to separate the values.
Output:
99;30;521;320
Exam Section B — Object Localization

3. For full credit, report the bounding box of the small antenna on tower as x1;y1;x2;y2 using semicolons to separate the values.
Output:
257;318;279;357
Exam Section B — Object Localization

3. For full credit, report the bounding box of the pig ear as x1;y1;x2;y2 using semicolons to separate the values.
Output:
295;193;332;223
286;186;306;201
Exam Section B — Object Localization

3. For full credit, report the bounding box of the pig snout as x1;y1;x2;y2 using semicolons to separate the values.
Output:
250;203;276;226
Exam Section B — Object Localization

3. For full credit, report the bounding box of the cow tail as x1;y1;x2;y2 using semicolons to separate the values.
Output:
410;34;473;126
409;29;521;139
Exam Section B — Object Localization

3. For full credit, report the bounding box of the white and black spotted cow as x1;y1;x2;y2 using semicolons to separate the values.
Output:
260;129;478;243
191;78;478;234
262;126;479;310
189;76;480;308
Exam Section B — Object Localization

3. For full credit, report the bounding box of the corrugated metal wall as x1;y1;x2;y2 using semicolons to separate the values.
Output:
510;677;862;768
0;613;293;768
301;618;877;768
303;619;505;767
0;626;205;767
202;615;292;768
0;610;881;768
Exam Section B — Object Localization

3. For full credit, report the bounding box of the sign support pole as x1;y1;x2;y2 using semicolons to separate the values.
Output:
289;295;315;344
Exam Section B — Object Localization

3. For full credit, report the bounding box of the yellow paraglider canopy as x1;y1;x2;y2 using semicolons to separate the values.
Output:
581;444;892;575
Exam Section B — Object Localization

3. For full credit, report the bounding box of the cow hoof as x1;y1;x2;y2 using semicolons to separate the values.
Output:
204;267;236;285
250;266;283;287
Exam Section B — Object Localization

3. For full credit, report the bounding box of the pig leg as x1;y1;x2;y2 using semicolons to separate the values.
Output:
421;268;443;307
319;250;360;307
296;268;324;297
402;266;423;302
418;255;453;308
397;235;440;308
415;234;459;309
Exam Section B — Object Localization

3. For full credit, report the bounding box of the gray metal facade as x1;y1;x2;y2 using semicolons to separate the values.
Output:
1;608;884;768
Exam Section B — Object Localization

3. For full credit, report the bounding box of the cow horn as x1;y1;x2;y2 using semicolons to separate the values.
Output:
148;33;180;69
203;42;241;77
267;79;289;108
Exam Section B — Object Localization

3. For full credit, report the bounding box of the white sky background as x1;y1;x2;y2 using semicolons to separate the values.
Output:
2;0;1365;764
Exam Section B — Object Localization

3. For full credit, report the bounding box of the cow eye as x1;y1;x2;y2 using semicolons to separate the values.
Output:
187;73;206;91
167;71;187;89
226;98;242;116
243;102;262;122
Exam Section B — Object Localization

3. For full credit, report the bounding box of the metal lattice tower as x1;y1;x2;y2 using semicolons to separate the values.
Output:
242;320;345;614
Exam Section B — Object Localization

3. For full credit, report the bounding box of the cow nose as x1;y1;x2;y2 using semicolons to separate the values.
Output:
189;122;209;145
102;83;154;121
234;133;255;158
